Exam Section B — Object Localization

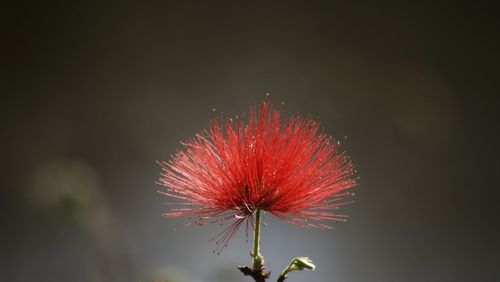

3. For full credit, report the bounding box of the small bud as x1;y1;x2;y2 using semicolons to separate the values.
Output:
288;257;315;271
279;257;315;281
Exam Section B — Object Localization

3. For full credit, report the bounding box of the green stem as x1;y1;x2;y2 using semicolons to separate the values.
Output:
252;208;263;271
237;208;269;281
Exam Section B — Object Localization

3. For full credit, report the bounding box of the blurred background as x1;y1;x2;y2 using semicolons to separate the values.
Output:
1;1;499;282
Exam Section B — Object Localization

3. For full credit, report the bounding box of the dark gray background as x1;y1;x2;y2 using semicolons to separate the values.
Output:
2;1;499;282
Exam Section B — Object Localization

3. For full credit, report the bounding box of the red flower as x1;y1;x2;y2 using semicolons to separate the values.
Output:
157;101;357;249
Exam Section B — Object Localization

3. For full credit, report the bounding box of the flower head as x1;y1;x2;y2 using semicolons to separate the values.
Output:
158;101;357;249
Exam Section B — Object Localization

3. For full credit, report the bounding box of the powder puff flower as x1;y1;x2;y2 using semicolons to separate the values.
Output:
157;101;357;251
